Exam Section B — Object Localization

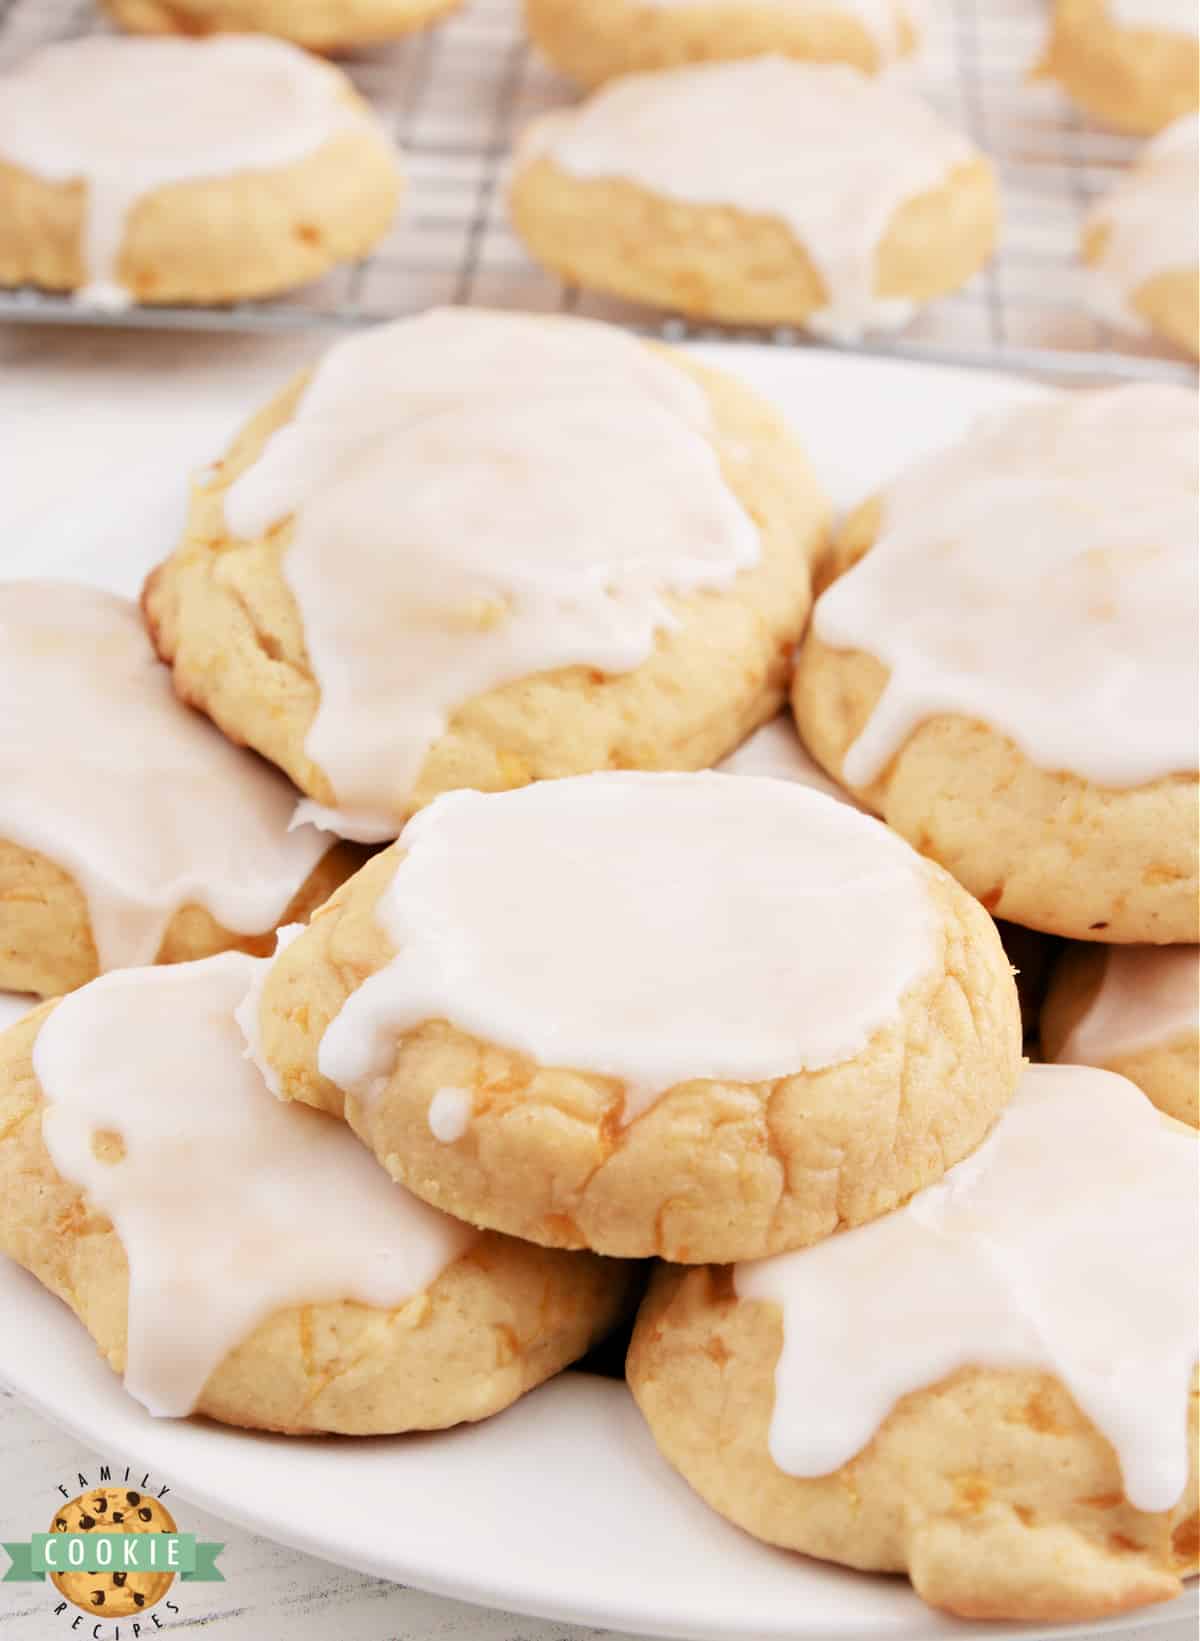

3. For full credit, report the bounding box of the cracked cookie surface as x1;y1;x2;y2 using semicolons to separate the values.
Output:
245;792;1022;1264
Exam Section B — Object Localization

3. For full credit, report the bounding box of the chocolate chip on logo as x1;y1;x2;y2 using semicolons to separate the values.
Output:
90;1590;105;1607
79;1515;96;1531
133;1592;146;1608
54;1518;67;1531
92;1497;108;1512
126;1492;141;1506
112;1572;127;1588
137;1508;153;1522
111;1512;124;1524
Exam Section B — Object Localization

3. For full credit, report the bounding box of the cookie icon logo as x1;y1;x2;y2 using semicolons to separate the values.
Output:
1;1464;224;1624
47;1489;177;1617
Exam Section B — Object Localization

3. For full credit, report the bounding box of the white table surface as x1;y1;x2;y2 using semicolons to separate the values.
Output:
0;324;1193;1641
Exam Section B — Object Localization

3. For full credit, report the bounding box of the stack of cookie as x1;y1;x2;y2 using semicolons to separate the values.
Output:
0;310;1195;1624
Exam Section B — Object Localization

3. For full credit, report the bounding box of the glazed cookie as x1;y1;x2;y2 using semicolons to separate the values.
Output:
0;582;360;999
102;0;461;49
144;308;828;841
628;1063;1199;1622
0;36;401;308
1038;0;1199;135
0;954;635;1432
241;771;1022;1263
1083;115;1199;359
509;59;996;339
524;0;923;87
793;385;1199;943
1042;945;1198;1127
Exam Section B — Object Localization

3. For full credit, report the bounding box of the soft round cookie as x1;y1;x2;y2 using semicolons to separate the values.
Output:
48;1490;177;1618
524;0;923;87
0;582;360;1000
0;36;402;308
1042;944;1198;1127
0;955;635;1433
1083;115;1199;359
1038;0;1199;135
509;59;996;339
628;1063;1199;1622
143;308;828;841
241;771;1022;1264
792;385;1199;944
101;0;461;49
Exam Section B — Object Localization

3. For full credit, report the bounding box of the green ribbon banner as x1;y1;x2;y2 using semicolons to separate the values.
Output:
2;1533;224;1582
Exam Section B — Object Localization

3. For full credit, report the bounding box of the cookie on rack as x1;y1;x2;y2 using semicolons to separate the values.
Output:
1042;944;1198;1127
792;385;1199;943
240;771;1022;1264
508;59;997;338
628;1063;1199;1622
1038;0;1199;135
0;954;636;1432
524;0;924;87
101;0;461;49
144;308;828;842
0;582;360;999
0;36;402;309
1083;115;1199;359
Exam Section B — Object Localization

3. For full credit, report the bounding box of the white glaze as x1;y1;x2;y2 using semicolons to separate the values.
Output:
1109;0;1200;35
34;954;473;1418
812;386;1200;788
1085;116;1198;337
1058;946;1199;1066
314;772;939;1123
223;310;760;838
641;0;917;60
233;923;306;1100
736;1063;1198;1514
518;58;975;341
0;35;379;307
718;714;859;805
428;1087;473;1143
0;583;329;972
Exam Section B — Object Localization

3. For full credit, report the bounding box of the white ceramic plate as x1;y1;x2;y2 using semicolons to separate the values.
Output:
0;342;1192;1641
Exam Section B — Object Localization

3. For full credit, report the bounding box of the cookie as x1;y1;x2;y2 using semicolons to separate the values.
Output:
1042;944;1198;1127
143;308;828;841
48;1490;176;1617
792;385;1199;943
1038;0;1199;135
508;59;996;339
1083;115;1199;359
628;1063;1199;1622
101;0;461;49
0;36;402;309
524;0;923;87
241;771;1021;1263
0;954;635;1433
0;583;360;999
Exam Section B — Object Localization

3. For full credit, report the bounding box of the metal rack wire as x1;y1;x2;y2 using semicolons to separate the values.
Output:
0;0;1195;380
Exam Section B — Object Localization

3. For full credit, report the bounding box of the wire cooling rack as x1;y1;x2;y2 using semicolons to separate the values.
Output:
0;0;1194;381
